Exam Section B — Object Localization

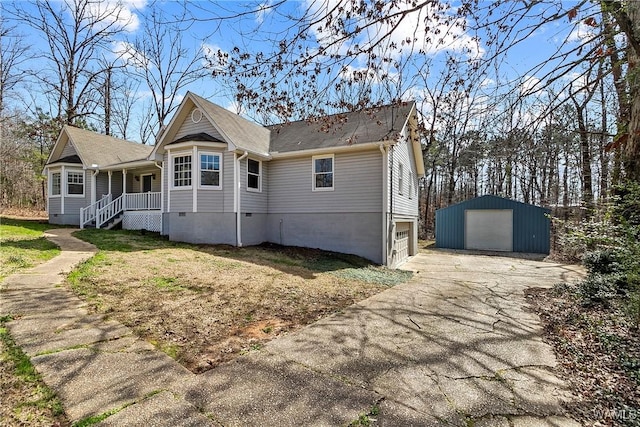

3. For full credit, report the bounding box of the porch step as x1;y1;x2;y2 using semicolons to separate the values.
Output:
104;214;123;230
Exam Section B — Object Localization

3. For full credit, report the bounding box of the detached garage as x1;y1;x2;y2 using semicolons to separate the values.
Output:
435;195;550;254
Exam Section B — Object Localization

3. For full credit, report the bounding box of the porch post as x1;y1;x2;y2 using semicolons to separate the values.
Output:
108;170;112;195
61;165;65;215
122;169;127;211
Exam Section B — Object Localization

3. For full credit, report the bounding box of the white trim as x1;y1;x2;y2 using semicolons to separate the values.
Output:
170;151;193;190
65;169;85;198
122;169;127;195
233;152;238;214
48;169;62;198
166;150;171;212
197;150;223;190
271;140;393;160
236;151;248;246
246;158;262;193
165;141;227;151
380;145;388;266
191;108;203;123
312;154;334;192
91;169;99;204
192;146;198;212
108;170;112;195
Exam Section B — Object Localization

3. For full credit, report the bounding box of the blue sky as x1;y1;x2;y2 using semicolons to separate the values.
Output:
5;0;600;141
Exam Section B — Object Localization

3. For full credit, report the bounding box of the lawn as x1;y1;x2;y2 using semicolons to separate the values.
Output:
0;217;69;427
70;228;412;372
0;217;60;280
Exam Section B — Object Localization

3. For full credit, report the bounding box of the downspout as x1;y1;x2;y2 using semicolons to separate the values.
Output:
388;145;395;266
154;161;164;235
380;144;389;266
236;151;249;247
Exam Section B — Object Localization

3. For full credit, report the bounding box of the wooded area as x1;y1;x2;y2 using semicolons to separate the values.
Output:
1;0;639;229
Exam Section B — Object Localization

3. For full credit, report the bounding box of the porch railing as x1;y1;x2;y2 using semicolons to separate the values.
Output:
95;192;161;229
80;194;112;229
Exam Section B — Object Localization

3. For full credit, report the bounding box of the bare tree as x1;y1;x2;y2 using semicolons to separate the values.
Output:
122;4;206;139
8;0;133;125
0;20;30;119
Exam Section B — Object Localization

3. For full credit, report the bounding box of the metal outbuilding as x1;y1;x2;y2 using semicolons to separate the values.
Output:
435;195;550;254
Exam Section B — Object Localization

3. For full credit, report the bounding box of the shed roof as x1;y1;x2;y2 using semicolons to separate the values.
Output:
437;195;549;213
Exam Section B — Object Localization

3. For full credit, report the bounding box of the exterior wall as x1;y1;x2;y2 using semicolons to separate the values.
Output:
389;130;419;217
47;168;91;226
96;173;110;198
198;153;234;212
129;169;161;193
240;158;268;213
174;107;225;141
435;195;551;254
167;212;236;245
268;150;382;214
60;141;77;158
241;213;268;246
266;213;383;264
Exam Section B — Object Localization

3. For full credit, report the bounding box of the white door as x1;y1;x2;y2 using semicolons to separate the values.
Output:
395;222;410;264
465;210;513;252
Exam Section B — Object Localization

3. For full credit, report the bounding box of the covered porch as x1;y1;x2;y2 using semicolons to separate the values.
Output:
80;165;163;232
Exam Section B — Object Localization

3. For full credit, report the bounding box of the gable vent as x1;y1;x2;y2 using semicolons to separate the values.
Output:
191;108;203;123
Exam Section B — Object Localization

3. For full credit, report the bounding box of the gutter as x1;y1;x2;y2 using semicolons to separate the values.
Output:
236;151;249;246
270;140;395;160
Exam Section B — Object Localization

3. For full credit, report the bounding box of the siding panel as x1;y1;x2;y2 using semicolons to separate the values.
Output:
174;107;225;141
241;158;268;213
268;150;382;214
61;141;77;158
389;129;419;217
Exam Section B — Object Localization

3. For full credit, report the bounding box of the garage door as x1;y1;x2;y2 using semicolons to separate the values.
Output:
465;210;513;252
395;222;410;264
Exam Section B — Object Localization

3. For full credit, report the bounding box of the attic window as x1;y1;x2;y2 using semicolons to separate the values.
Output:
191;108;203;123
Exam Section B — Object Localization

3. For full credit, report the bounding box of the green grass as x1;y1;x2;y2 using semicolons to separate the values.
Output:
0;217;60;279
73;228;183;252
0;316;66;418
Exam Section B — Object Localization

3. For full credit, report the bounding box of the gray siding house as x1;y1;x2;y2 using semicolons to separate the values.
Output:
44;92;425;267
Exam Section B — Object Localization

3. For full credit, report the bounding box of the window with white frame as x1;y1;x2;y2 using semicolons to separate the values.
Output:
247;158;261;191
200;153;221;188
66;170;84;196
313;155;334;190
173;154;192;187
398;163;404;195
50;172;61;196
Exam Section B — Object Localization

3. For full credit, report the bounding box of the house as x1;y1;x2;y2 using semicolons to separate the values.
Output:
435;195;551;254
44;92;425;267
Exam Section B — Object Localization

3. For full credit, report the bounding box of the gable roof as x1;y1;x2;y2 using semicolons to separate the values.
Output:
269;102;415;153
46;126;152;169
152;92;271;159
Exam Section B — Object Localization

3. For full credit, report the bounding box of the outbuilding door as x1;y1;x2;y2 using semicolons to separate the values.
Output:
395;222;410;264
465;210;513;252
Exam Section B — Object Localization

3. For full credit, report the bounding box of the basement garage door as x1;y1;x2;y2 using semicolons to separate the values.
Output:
465;210;513;252
395;222;410;264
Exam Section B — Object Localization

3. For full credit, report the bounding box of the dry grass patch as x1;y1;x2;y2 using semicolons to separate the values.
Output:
70;230;410;372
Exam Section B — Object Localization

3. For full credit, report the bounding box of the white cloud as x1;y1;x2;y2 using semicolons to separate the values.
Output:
567;21;596;43
520;75;540;96
338;65;398;84
85;0;147;32
112;40;150;69
255;1;274;24
305;0;484;62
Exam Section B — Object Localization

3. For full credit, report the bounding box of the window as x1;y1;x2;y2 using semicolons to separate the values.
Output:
247;159;261;191
398;164;404;195
200;153;221;188
173;154;192;187
67;171;84;196
313;155;334;191
51;172;61;196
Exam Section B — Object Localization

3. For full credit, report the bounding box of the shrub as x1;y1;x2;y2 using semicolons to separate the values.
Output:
578;274;617;307
582;249;622;275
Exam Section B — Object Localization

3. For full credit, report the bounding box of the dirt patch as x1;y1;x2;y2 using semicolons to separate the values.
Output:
67;237;402;373
526;286;640;426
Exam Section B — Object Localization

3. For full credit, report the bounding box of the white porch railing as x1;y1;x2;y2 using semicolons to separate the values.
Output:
124;192;161;211
80;194;112;229
95;192;161;229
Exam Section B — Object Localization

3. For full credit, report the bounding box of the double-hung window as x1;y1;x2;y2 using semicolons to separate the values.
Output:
50;172;61;196
200;153;221;189
67;171;84;196
313;155;334;191
173;154;192;188
247;159;261;192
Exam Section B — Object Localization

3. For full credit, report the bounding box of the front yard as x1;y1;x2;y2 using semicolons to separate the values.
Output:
69;228;411;372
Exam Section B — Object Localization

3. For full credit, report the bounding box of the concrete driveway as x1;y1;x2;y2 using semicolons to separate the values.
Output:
4;232;586;426
178;250;586;426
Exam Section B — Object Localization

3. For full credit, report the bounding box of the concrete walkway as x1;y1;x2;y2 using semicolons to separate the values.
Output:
0;230;586;426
